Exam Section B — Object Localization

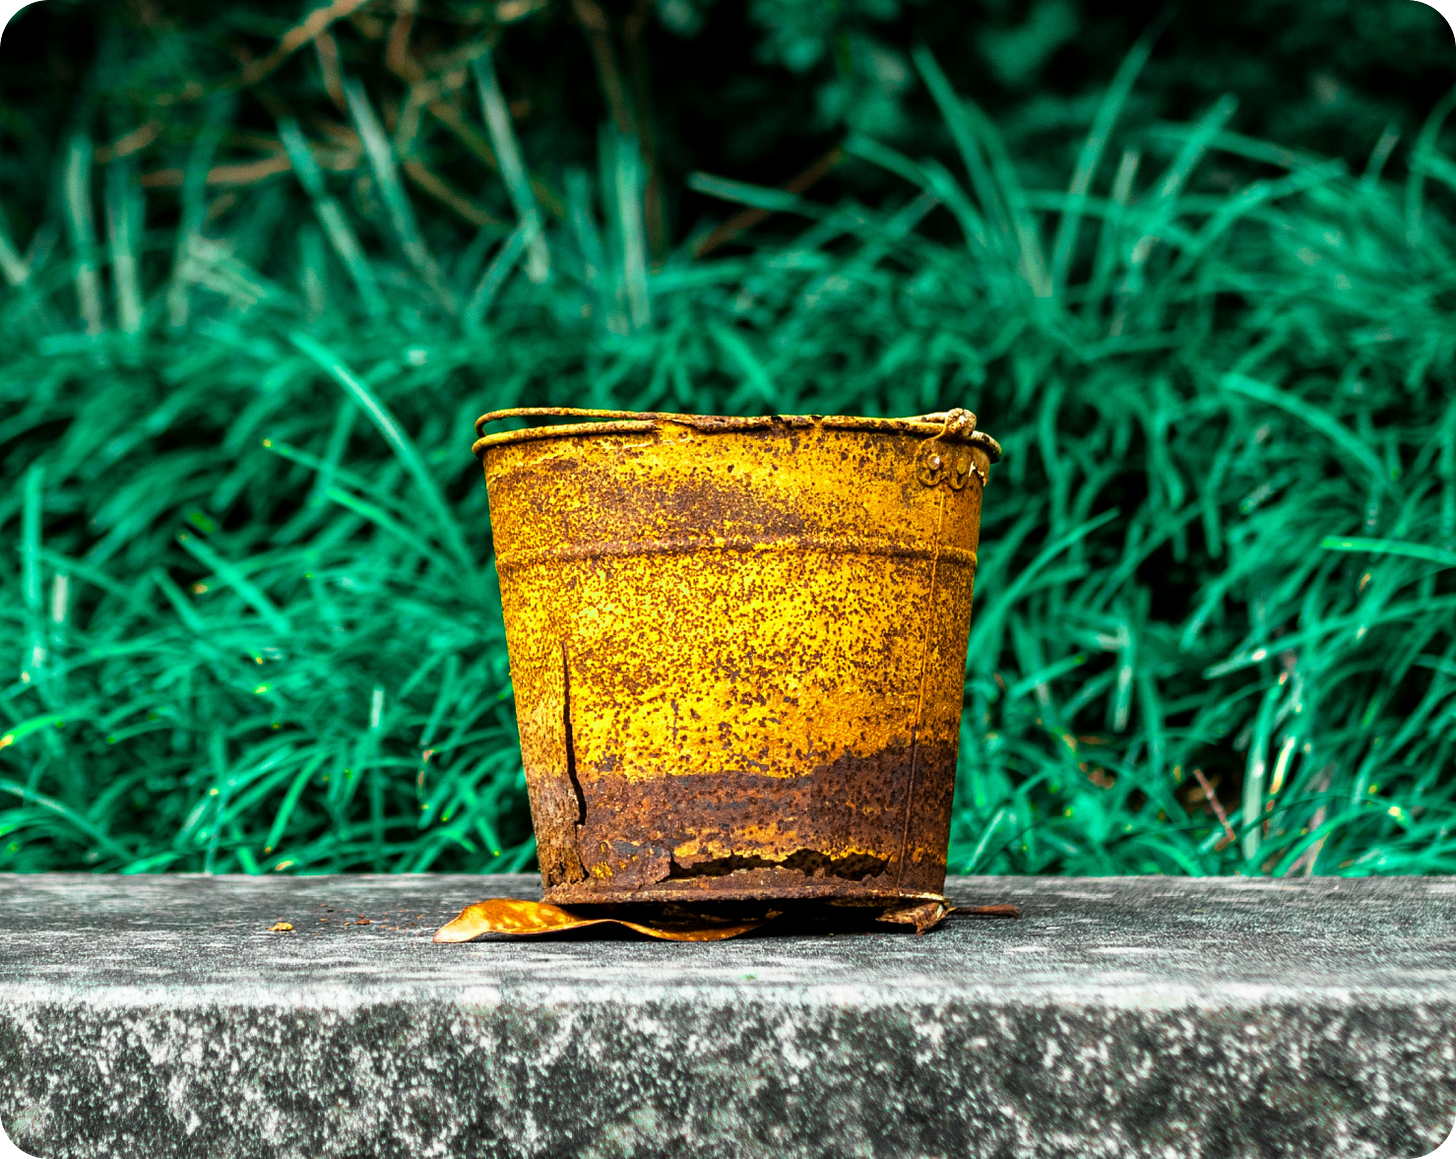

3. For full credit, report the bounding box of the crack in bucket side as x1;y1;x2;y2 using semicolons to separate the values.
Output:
562;641;587;828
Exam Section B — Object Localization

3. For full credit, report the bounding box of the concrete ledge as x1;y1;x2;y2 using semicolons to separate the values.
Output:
0;874;1452;1158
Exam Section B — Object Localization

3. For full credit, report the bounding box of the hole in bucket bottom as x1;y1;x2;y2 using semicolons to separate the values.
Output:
668;849;890;882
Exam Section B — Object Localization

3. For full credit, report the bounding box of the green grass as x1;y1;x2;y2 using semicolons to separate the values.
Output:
2;17;1455;877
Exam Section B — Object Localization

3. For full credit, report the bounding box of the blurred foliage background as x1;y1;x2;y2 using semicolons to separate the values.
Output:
2;0;1455;877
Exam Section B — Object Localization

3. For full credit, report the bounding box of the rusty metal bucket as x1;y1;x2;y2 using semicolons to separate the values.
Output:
473;407;1000;905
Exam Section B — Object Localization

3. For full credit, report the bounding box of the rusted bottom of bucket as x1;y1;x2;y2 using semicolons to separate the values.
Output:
542;873;949;907
529;739;960;906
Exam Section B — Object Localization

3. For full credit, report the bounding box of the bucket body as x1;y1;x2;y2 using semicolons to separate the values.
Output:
474;409;999;904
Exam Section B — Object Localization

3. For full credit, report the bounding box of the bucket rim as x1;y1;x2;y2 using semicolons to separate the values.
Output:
472;407;1001;463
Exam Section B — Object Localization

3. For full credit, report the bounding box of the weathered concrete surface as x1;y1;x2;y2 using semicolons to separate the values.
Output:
0;874;1451;1159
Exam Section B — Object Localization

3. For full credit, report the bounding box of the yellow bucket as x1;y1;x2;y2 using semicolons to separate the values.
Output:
473;408;1000;904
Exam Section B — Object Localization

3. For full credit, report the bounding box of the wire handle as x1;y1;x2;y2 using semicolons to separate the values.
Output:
475;407;662;438
472;406;995;470
476;406;981;438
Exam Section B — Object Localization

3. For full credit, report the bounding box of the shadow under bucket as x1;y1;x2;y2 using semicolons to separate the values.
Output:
473;407;1000;905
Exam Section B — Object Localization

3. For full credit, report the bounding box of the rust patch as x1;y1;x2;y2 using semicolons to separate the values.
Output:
511;643;587;885
877;899;953;935
544;740;958;902
594;840;672;889
668;849;890;881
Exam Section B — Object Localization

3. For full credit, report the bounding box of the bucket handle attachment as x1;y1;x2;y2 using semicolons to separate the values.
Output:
914;408;984;490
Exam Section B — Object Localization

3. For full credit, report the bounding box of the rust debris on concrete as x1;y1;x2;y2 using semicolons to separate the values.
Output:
432;895;1020;941
433;897;769;942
